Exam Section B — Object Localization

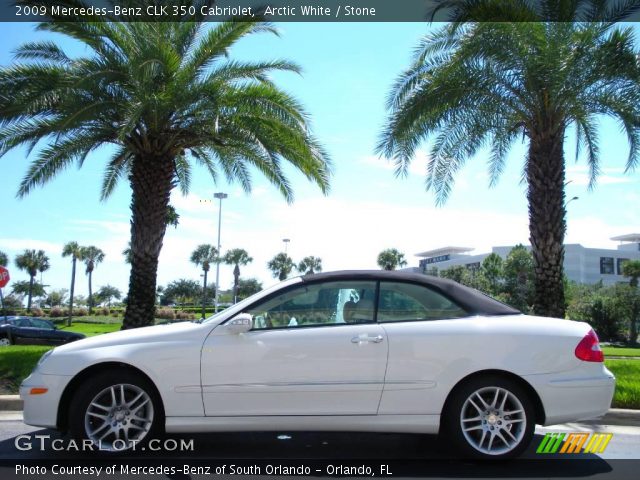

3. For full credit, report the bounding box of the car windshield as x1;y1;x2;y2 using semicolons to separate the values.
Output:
200;277;302;324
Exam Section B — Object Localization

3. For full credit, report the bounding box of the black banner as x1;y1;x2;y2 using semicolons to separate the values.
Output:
2;0;640;23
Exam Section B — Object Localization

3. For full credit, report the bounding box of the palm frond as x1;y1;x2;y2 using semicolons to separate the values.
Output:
100;147;131;201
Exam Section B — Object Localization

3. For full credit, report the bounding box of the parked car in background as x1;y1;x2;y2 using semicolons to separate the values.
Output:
0;316;85;346
20;271;614;458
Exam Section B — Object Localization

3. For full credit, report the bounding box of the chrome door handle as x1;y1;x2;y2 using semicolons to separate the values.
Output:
351;335;384;344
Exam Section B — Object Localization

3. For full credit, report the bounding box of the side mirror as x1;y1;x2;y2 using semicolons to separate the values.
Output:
225;313;253;334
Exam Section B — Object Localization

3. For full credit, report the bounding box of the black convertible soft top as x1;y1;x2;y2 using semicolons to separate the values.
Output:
301;270;520;316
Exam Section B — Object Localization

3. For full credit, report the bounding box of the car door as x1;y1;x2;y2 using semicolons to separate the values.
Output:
201;280;388;416
375;281;471;415
12;318;40;345
27;318;60;345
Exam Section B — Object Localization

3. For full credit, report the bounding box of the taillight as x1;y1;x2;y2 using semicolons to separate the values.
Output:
575;329;604;362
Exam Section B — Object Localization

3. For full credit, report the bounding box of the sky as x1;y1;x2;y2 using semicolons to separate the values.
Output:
0;21;639;301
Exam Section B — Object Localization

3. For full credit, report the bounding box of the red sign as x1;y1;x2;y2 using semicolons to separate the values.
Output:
0;266;9;288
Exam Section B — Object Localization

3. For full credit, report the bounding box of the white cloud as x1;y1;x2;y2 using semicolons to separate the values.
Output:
69;219;129;235
565;165;636;186
0;238;62;257
170;192;216;214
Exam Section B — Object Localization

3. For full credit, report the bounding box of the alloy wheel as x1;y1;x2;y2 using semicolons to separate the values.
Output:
84;383;154;451
459;386;527;456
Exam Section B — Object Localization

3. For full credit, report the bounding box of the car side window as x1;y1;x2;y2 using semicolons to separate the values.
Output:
29;318;53;329
246;281;377;330
377;282;468;322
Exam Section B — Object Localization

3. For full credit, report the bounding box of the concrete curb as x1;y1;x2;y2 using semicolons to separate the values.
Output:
588;409;640;427
0;394;639;426
0;395;21;411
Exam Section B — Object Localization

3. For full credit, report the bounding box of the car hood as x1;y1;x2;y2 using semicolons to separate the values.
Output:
52;321;203;352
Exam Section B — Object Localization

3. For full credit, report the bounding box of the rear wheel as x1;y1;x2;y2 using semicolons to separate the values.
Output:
443;376;535;459
68;371;163;453
0;336;11;346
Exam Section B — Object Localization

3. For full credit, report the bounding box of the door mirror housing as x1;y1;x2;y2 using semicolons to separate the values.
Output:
225;313;253;334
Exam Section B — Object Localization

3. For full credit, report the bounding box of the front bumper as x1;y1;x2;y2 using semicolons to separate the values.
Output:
525;365;615;426
20;370;72;429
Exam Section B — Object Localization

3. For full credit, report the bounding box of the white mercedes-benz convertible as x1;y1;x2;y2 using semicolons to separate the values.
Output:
20;270;615;458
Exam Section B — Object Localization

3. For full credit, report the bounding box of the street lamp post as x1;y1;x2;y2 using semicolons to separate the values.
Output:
214;192;228;313
283;238;290;254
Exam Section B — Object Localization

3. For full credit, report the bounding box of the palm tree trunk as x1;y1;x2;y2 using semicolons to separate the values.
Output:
67;257;76;327
233;264;240;303
202;269;208;320
122;154;174;330
630;298;639;346
27;275;34;312
88;271;93;315
527;127;566;318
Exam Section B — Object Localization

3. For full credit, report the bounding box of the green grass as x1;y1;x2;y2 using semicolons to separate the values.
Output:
0;346;52;393
603;346;640;357
58;322;122;336
51;315;122;325
605;359;640;409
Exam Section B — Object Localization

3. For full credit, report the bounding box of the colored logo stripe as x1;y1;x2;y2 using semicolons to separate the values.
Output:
584;433;613;454
559;433;589;453
537;433;566;453
536;432;613;454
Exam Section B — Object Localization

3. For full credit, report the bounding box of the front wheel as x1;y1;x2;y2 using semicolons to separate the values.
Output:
443;376;535;459
68;371;163;453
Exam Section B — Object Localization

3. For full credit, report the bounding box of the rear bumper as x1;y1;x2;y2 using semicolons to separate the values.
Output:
19;371;72;429
524;365;615;426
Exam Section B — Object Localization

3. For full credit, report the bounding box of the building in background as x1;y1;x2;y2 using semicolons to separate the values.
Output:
412;234;640;285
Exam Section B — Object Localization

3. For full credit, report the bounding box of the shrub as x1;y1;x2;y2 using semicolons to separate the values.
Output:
111;311;120;317
49;306;67;318
30;307;44;317
176;311;196;320
99;307;110;316
156;307;176;320
73;307;88;317
566;283;627;342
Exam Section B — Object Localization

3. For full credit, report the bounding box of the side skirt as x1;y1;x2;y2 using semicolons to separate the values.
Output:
165;415;440;434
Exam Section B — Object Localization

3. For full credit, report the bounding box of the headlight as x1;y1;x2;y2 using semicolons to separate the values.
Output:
37;349;54;368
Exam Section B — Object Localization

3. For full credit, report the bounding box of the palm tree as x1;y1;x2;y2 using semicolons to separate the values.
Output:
14;249;50;311
378;2;640;318
0;250;8;267
268;253;295;281
623;260;640;345
298;256;323;275
122;243;132;265
0;6;331;329
223;248;253;303
191;244;218;319
96;285;122;309
81;246;105;315
377;249;407;271
123;205;178;265
166;205;180;229
62;241;84;326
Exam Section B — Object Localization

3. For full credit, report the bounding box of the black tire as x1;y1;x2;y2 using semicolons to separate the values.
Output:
442;375;535;459
68;370;163;453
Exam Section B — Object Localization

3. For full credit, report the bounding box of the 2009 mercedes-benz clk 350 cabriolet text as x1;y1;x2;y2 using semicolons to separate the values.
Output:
20;270;615;458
